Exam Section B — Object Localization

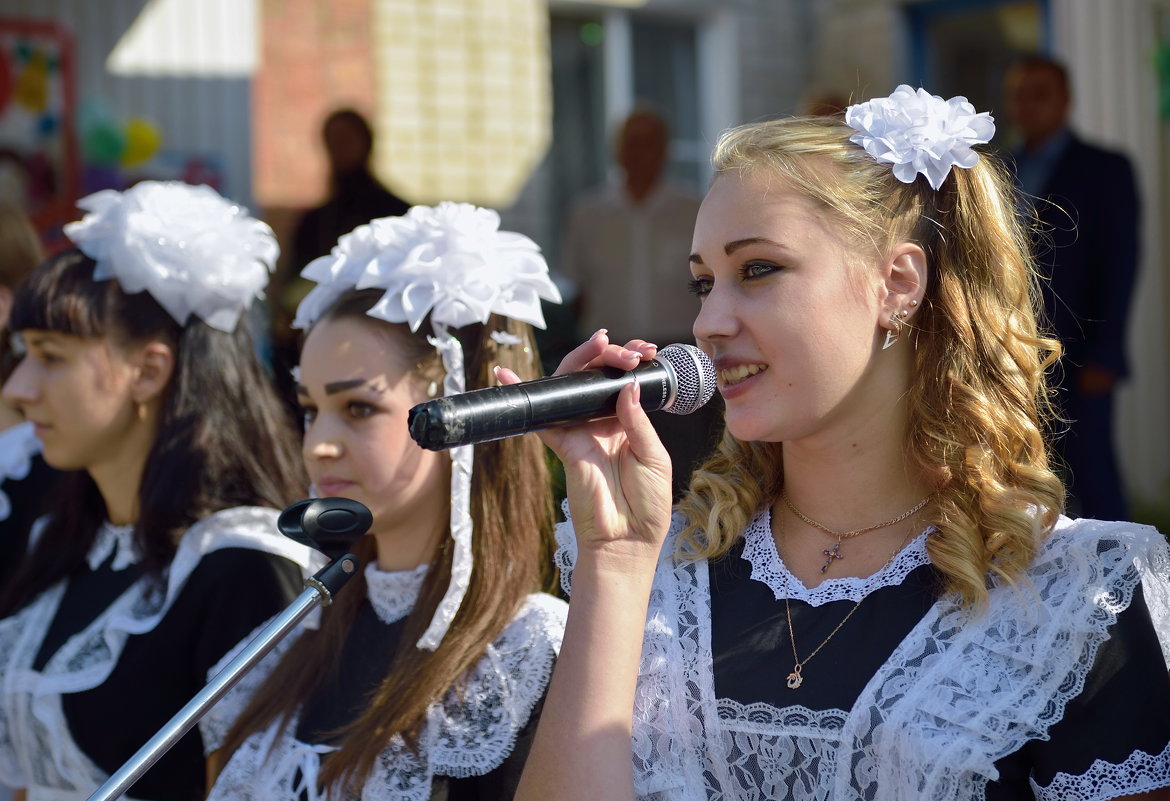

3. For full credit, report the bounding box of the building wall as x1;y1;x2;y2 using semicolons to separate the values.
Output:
1;0;256;208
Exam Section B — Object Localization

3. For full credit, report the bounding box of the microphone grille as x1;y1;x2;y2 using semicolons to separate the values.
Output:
658;344;717;416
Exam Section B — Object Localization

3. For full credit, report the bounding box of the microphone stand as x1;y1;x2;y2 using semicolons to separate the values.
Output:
85;553;359;801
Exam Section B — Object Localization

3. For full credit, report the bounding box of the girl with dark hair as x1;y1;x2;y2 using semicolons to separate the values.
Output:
0;182;320;801
201;203;568;801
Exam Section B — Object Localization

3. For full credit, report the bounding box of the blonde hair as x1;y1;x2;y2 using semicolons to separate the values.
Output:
676;115;1065;608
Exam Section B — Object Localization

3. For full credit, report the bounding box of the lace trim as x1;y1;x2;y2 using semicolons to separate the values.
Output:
0;422;41;523
0;506;321;795
364;563;427;625
717;697;849;735
205;593;568;801
739;508;933;605
86;522;140;571
1032;741;1170;801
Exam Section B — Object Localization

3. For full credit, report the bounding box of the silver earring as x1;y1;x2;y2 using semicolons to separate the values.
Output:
882;313;904;350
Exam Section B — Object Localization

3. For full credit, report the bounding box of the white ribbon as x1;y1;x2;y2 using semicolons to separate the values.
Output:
416;324;473;651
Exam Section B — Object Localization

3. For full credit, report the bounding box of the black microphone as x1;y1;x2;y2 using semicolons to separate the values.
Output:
407;343;716;451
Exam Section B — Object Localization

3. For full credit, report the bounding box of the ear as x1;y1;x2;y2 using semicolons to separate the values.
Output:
129;341;175;405
879;242;927;328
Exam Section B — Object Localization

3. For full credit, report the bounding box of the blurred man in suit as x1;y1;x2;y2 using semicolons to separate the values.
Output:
1004;54;1140;519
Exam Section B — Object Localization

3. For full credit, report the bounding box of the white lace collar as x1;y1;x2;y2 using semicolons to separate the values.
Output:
739;507;933;606
364;562;428;625
0;422;42;523
87;521;141;571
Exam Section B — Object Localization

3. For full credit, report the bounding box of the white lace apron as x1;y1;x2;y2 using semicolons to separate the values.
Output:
201;565;567;801
555;510;1170;801
0;506;320;801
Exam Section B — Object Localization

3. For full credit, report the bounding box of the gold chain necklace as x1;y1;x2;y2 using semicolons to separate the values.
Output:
781;492;930;574
777;513;914;690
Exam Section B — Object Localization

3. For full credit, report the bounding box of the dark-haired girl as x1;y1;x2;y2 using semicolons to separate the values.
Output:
201;203;567;801
0;182;320;801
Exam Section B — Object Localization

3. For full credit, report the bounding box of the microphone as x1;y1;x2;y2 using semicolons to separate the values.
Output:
407;343;716;451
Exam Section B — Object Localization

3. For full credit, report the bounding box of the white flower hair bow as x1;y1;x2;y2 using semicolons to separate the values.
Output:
293;201;560;332
64;181;278;332
845;85;996;190
292;201;561;651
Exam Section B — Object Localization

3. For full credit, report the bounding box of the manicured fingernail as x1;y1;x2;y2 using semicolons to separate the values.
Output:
591;328;608;341
622;349;641;360
492;365;503;379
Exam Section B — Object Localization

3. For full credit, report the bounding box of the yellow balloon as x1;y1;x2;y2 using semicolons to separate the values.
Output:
120;117;163;167
15;51;50;113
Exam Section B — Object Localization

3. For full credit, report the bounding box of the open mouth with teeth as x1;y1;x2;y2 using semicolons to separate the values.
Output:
720;364;767;386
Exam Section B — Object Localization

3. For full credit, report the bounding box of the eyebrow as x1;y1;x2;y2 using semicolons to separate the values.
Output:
294;378;371;396
689;237;790;265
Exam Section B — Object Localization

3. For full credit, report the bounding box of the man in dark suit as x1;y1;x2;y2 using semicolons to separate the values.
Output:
1004;55;1140;520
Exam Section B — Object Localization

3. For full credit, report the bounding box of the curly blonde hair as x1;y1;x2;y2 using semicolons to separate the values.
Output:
676;115;1065;608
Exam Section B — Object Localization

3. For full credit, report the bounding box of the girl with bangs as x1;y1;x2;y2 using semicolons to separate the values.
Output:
200;203;567;801
514;88;1170;800
0;182;318;801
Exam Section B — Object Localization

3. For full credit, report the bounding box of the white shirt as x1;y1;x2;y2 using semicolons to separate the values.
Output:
561;180;703;345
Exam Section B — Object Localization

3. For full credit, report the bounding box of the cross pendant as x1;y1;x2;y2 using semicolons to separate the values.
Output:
820;541;844;573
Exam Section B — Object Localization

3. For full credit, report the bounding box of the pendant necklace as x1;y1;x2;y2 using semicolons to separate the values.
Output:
781;492;930;574
777;513;915;690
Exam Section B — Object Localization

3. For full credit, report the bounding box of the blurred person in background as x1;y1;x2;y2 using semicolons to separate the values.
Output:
269;109;412;412
561;108;718;499
1003;54;1140;521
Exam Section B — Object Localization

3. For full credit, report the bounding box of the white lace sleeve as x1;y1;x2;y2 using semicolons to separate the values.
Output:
421;592;567;778
554;498;706;798
553;499;577;597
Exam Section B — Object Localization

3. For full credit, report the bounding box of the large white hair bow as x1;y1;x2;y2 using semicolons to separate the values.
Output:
293;201;561;651
293;201;560;332
845;85;996;190
64;181;278;332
